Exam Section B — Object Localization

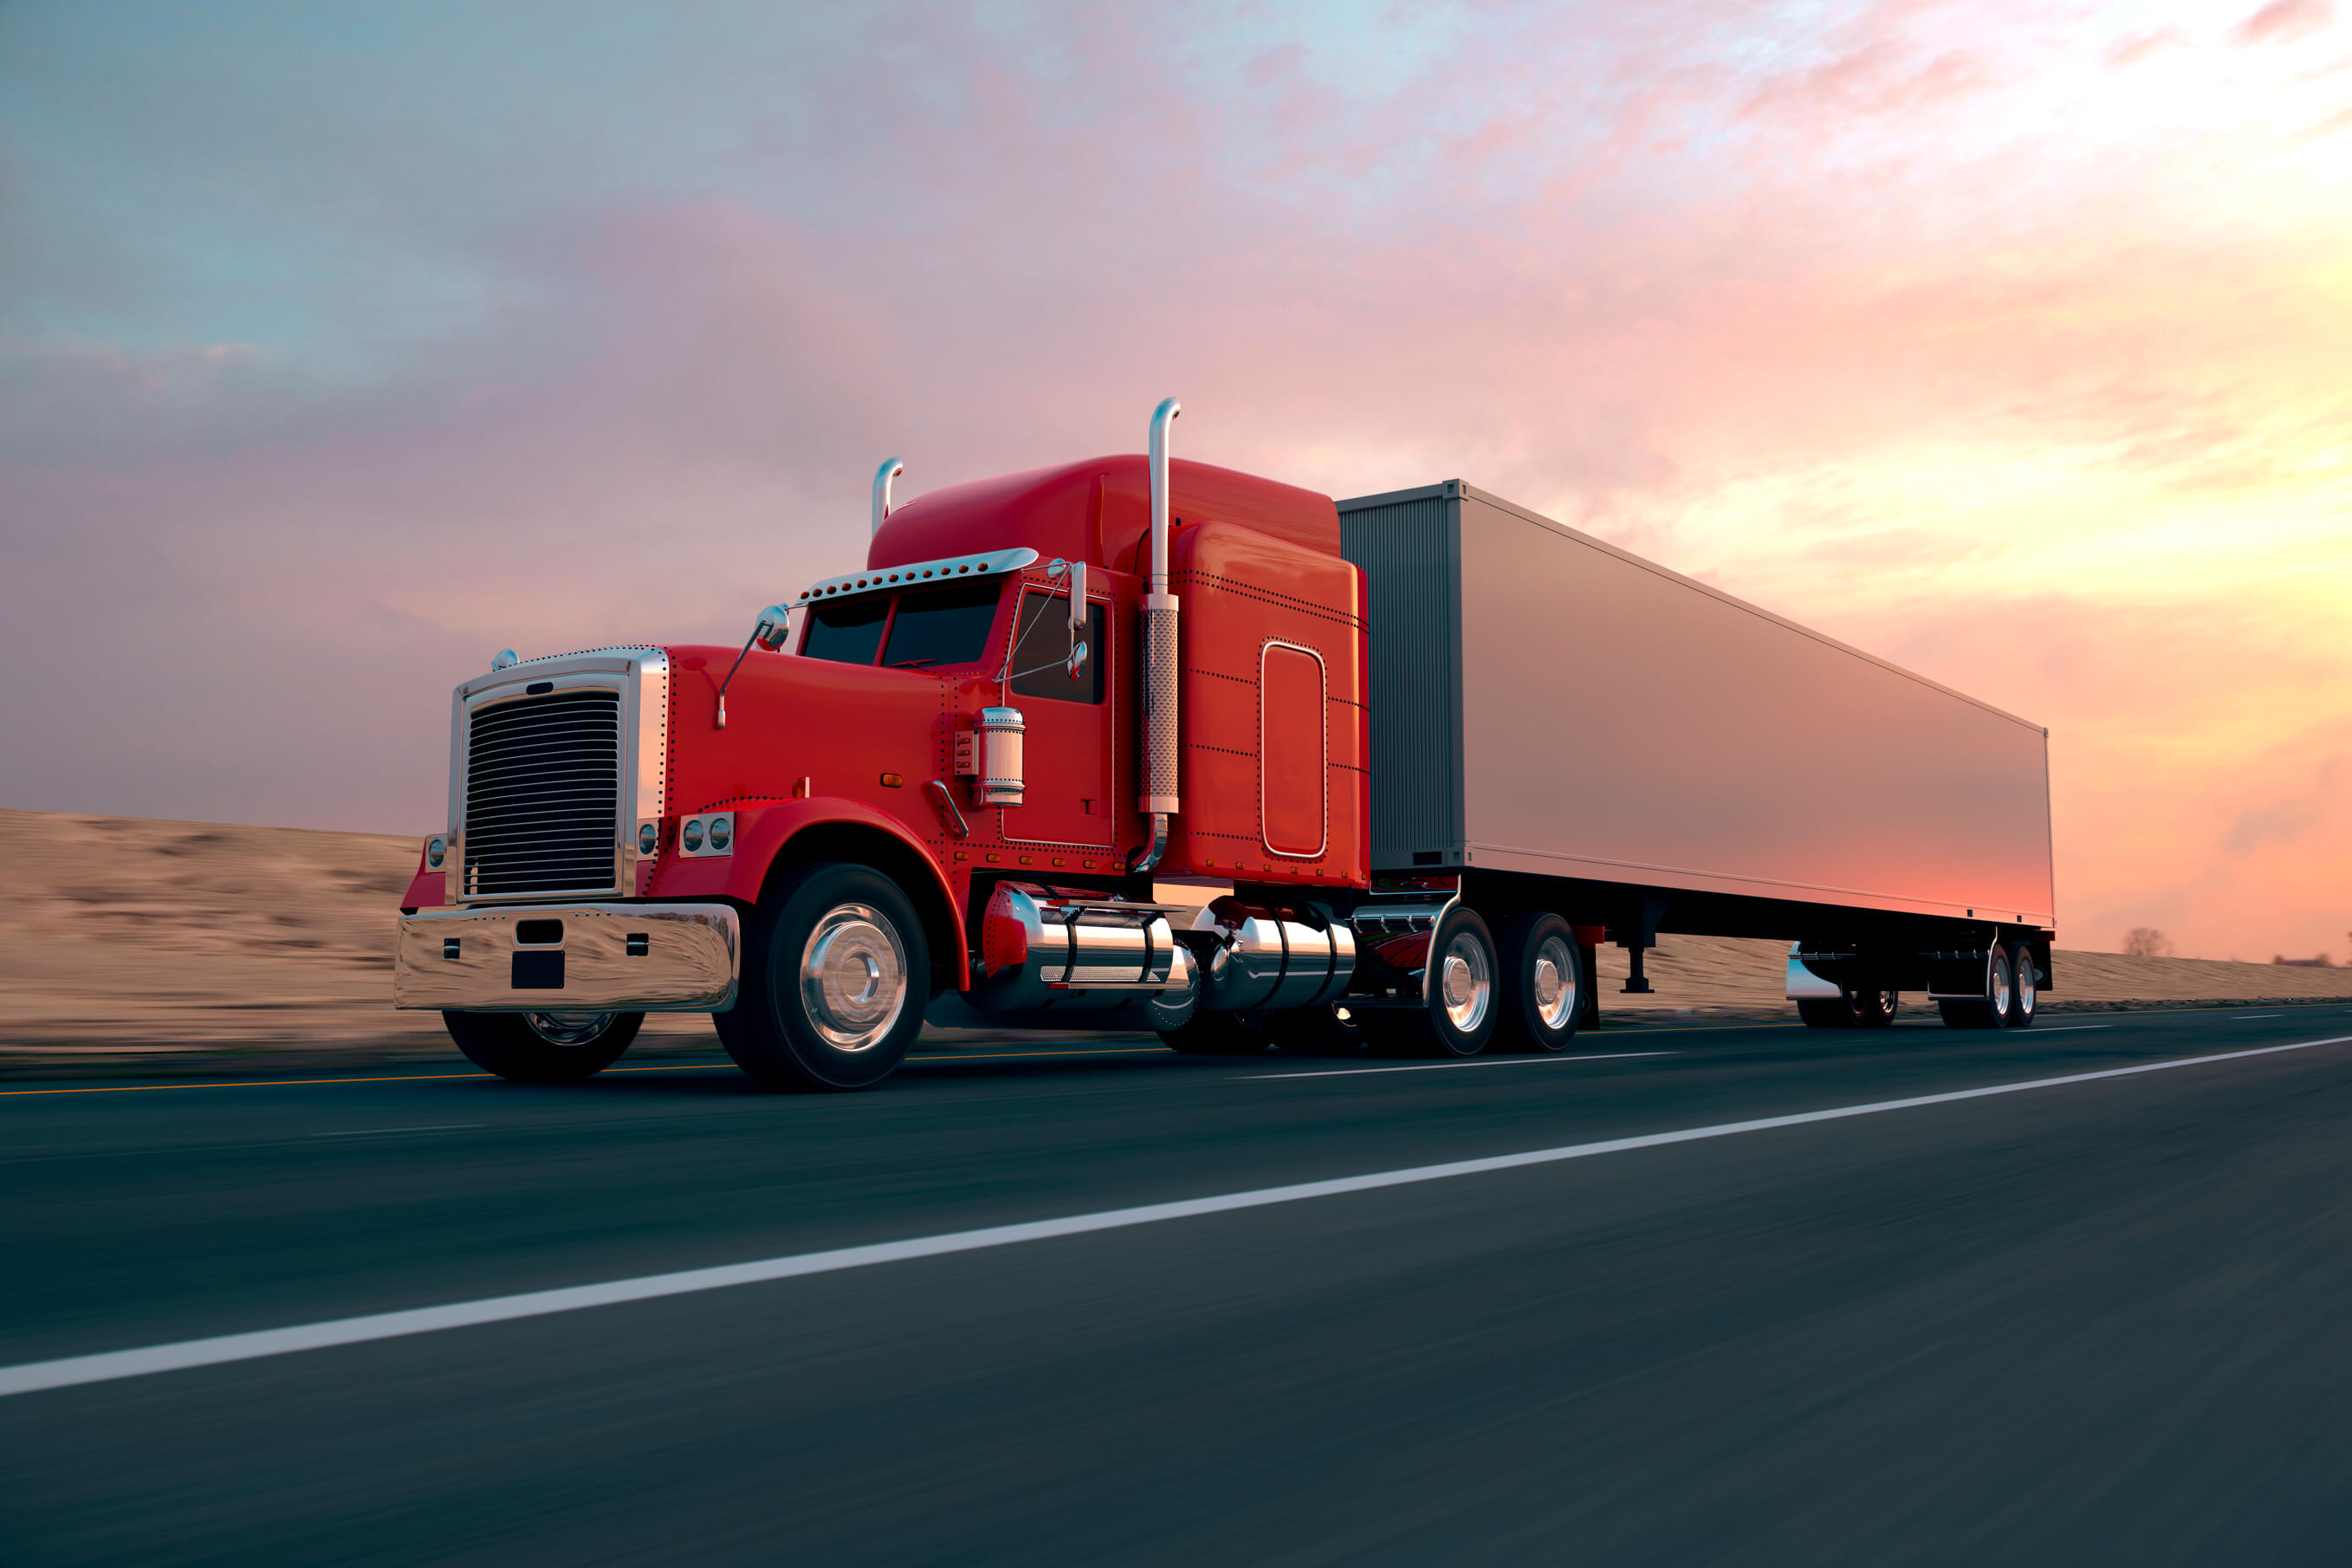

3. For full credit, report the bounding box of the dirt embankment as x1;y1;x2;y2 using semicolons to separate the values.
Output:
2;808;2342;1074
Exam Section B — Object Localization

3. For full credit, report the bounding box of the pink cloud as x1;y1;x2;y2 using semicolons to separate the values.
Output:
2105;28;2187;66
2236;0;2336;45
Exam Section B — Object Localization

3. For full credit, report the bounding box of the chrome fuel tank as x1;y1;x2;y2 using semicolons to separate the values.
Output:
969;882;1195;1014
1190;897;1355;1012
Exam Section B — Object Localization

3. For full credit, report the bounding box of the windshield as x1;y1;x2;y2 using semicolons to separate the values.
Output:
882;579;1002;668
801;594;891;664
800;577;1008;669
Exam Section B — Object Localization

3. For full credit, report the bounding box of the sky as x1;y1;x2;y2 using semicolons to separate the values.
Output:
2;0;2347;961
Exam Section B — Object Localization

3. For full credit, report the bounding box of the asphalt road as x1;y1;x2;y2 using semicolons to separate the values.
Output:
5;1002;2352;1566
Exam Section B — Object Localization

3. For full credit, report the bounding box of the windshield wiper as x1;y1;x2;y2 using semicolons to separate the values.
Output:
887;657;940;668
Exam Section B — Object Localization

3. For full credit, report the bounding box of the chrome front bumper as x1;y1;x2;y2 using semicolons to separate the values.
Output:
393;903;740;1013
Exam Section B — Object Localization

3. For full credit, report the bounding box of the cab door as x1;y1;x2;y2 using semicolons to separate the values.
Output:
1002;589;1114;851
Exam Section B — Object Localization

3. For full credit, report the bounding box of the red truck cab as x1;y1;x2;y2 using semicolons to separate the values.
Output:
395;400;1385;1089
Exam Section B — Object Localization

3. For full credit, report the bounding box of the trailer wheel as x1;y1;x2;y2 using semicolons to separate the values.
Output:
2006;943;2038;1027
1162;1009;1277;1054
1937;949;2013;1030
716;862;930;1091
444;1010;643;1082
1800;988;1899;1028
1370;906;1500;1058
1494;914;1583;1053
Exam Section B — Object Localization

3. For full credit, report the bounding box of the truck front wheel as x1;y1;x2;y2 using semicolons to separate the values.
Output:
1369;906;1500;1058
717;862;930;1091
444;1010;643;1082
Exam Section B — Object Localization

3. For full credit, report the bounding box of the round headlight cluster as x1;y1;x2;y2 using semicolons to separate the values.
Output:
425;836;446;869
638;822;658;855
672;813;735;856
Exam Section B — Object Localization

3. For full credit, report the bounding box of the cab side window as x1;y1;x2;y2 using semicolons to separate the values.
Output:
1010;592;1105;704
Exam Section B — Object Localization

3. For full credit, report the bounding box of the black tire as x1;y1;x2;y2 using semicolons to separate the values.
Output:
1162;1008;1276;1055
1494;913;1583;1053
444;1009;642;1082
1368;905;1500;1058
716;862;930;1092
1799;987;1899;1028
1938;949;2013;1029
2006;943;2038;1027
1267;1005;1364;1055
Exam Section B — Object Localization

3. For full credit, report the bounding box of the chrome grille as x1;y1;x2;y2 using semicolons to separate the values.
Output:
463;689;622;897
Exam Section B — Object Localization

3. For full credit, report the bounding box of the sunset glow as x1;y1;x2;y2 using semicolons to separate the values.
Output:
2;1;2346;960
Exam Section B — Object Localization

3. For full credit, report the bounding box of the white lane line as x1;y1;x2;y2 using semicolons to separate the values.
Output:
1249;1052;1672;1080
2019;1025;2112;1033
2233;1014;2282;1020
5;1034;2346;1401
310;1125;483;1138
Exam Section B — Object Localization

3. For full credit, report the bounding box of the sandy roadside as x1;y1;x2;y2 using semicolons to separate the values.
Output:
3;808;2344;1078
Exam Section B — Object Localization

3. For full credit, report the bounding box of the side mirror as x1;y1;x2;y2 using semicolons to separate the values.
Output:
1066;560;1087;677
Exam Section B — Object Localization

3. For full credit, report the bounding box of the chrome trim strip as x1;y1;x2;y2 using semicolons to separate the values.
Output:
393;903;739;1013
799;548;1038;605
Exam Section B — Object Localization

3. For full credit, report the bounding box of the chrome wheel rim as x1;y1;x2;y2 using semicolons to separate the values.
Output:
2014;953;2035;1015
1438;932;1493;1033
1992;956;2013;1019
800;902;907;1052
1531;935;1577;1031
525;1011;616;1047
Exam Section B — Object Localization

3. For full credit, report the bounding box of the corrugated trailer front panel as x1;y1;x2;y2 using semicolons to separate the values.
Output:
1341;483;2055;929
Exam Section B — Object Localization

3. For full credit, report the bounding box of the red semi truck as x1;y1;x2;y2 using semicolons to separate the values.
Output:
393;398;2057;1089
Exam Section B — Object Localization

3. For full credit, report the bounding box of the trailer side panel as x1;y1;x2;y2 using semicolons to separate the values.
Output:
1340;483;2056;928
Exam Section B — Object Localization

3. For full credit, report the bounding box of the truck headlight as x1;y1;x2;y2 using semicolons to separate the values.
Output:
707;814;731;852
638;822;658;855
683;819;704;852
425;836;446;869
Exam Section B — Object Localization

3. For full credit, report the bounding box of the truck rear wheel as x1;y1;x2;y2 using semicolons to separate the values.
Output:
1369;906;1500;1058
1494;913;1583;1053
717;862;930;1091
444;1009;643;1082
1938;949;2013;1030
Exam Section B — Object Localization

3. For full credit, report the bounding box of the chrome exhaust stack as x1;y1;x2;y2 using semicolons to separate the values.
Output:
871;457;904;535
1131;397;1181;874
